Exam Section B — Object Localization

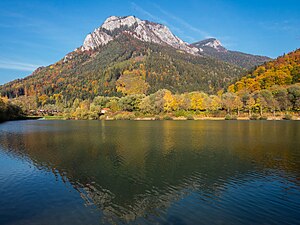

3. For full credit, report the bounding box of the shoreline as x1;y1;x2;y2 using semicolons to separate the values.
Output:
2;115;299;123
39;115;300;121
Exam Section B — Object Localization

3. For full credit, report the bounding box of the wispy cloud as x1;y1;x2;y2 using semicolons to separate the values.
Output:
131;2;163;23
152;3;212;39
0;60;42;71
131;2;199;42
259;20;300;32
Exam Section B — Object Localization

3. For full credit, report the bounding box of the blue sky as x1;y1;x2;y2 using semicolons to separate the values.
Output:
0;0;299;84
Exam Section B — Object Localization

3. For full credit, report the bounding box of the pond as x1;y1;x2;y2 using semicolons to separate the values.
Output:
0;120;299;224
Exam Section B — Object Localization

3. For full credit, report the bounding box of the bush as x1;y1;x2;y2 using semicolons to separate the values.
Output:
88;112;99;120
99;115;106;120
63;113;71;120
225;114;237;120
163;115;173;120
283;114;293;120
174;110;189;117
114;113;135;120
250;114;260;120
259;116;268;120
154;115;161;120
114;114;123;120
186;115;194;120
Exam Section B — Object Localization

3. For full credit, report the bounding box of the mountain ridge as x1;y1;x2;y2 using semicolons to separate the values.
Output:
228;48;300;93
81;15;200;55
0;15;271;102
191;38;271;69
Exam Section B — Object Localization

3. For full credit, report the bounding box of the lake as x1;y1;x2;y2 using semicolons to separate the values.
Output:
0;120;299;225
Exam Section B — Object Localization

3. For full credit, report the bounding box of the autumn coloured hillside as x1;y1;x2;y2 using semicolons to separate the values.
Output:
0;34;244;101
228;49;300;93
1;15;298;120
0;97;24;122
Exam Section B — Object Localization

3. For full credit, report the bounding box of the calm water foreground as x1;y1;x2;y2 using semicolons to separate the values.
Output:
0;120;299;225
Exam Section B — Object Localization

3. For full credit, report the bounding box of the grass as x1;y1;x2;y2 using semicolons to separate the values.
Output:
225;114;237;120
43;115;65;120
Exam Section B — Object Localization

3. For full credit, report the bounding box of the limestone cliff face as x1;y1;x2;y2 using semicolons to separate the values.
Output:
81;16;199;55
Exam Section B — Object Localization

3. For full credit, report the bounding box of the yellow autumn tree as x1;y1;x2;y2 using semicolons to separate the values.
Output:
163;90;180;112
116;69;149;95
208;95;222;111
189;92;209;111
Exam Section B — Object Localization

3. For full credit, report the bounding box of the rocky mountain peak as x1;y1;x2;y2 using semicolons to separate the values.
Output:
101;16;141;31
81;15;199;55
192;38;227;52
204;38;222;48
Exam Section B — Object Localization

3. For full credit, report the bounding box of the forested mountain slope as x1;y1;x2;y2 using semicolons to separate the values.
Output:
228;49;300;93
192;38;271;69
0;16;246;103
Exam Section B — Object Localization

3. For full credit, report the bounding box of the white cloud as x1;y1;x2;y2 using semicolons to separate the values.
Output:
131;2;168;25
131;2;198;42
152;3;212;39
0;60;42;71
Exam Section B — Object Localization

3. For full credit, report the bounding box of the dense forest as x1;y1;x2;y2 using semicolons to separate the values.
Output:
191;39;271;69
7;82;300;120
0;38;299;120
0;35;244;102
228;49;300;92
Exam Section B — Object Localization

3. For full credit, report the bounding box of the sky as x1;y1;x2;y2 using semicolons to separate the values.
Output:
0;0;299;84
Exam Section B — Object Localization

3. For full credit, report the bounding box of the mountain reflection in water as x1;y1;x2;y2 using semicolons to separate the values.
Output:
0;120;299;225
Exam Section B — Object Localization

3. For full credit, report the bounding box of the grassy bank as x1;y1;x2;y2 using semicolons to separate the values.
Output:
42;112;300;121
43;115;65;120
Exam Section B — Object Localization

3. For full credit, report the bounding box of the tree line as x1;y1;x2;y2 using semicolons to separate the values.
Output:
0;97;24;122
11;84;299;120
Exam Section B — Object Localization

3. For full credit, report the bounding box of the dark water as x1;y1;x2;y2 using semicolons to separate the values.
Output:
0;120;299;225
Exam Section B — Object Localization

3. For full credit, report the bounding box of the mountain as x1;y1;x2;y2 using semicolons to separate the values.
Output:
192;38;271;69
82;16;200;55
228;48;300;93
193;38;227;53
0;16;245;101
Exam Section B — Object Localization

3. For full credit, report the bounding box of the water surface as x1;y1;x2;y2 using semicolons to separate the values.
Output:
0;120;299;224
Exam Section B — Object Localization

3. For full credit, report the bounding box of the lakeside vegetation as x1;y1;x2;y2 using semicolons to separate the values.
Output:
0;97;25;122
9;83;300;121
1;47;299;122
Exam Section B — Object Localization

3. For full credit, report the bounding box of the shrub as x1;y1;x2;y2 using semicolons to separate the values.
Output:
174;110;189;117
259;116;268;120
114;113;135;120
114;114;123;120
225;114;237;120
99;115;106;120
154;115;161;120
88;112;99;120
63;113;71;120
163;115;173;120
250;114;260;120
283;114;293;120
186;115;194;120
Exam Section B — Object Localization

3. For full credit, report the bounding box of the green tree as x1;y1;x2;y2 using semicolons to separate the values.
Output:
287;84;300;111
222;92;240;114
119;94;145;111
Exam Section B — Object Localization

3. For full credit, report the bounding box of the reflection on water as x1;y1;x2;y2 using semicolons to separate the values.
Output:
0;120;300;224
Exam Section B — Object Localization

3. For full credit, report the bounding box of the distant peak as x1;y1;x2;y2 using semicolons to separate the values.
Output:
204;39;223;48
192;38;227;52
